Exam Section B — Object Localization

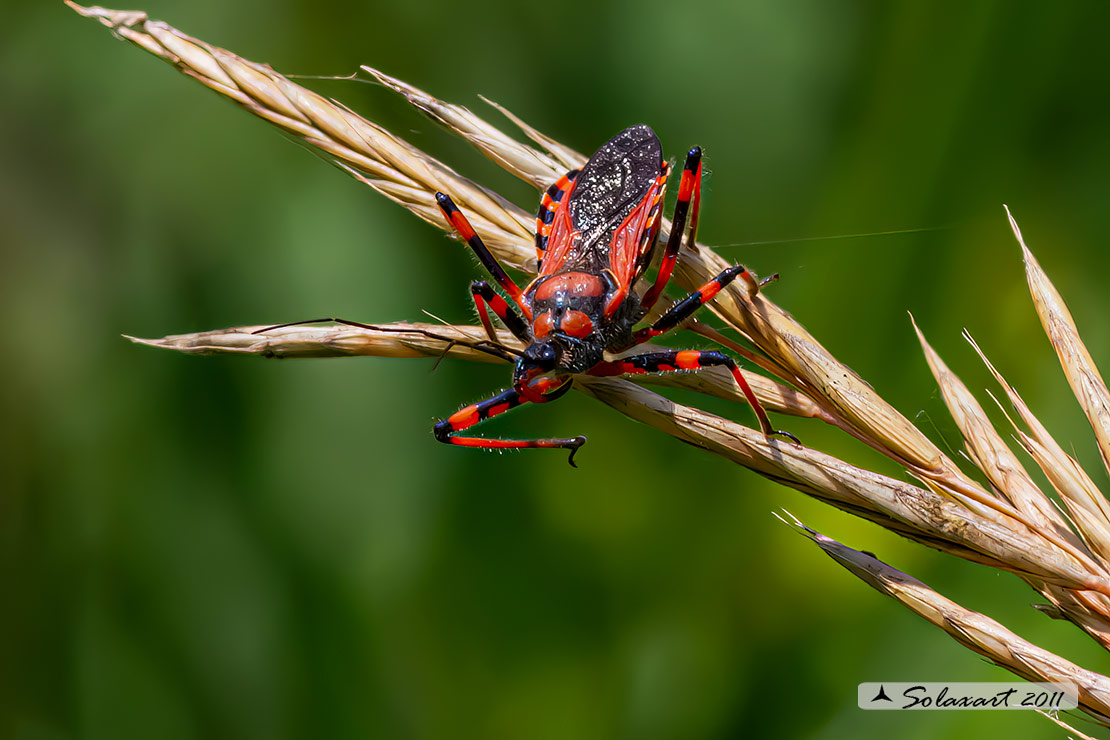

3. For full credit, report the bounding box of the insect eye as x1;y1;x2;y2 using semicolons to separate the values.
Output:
524;342;560;368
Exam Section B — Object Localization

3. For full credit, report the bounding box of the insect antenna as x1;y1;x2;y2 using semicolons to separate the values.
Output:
430;341;458;373
252;316;522;363
251;317;378;334
418;309;525;360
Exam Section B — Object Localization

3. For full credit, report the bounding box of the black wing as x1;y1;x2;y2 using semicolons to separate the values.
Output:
567;125;663;261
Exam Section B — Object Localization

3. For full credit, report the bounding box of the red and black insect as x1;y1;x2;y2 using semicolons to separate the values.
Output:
434;124;797;465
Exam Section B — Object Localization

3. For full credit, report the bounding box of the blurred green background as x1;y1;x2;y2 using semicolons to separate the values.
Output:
4;1;1110;738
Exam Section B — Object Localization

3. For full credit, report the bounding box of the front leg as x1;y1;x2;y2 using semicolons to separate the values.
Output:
589;350;799;444
437;192;531;319
434;385;587;466
470;280;530;344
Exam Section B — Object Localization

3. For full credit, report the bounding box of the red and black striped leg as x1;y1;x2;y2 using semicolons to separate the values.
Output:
633;264;755;344
436;192;531;319
470;280;530;343
588;350;799;444
641;146;703;311
434;386;588;466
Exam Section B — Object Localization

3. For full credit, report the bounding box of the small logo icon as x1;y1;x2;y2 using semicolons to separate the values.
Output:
871;685;893;703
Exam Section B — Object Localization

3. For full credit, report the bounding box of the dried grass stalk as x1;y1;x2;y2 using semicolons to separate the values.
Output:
73;3;1110;727
1011;207;1110;481
126;323;823;419
126;322;517;363
778;512;1110;724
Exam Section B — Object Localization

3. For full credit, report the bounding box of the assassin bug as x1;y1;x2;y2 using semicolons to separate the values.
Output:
433;124;798;465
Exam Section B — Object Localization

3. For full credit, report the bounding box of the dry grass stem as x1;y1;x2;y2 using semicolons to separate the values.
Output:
975;336;1110;570
74;3;1110;725
125;323;517;363
1041;710;1103;740
127;322;825;421
1011;207;1110;481
913;318;1077;544
778;512;1110;725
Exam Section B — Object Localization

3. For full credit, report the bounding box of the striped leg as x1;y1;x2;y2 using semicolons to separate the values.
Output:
633;265;758;343
641;146;703;311
436;192;531;319
471;280;529;343
588;350;799;444
434;385;587;466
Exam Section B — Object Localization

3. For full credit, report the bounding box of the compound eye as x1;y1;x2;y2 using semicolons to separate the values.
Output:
537;344;558;366
524;342;559;369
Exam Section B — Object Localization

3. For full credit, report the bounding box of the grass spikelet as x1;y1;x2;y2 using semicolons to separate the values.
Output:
1011;206;1110;479
778;512;1110;723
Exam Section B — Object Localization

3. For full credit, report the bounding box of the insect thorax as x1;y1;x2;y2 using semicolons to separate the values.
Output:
526;270;641;373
